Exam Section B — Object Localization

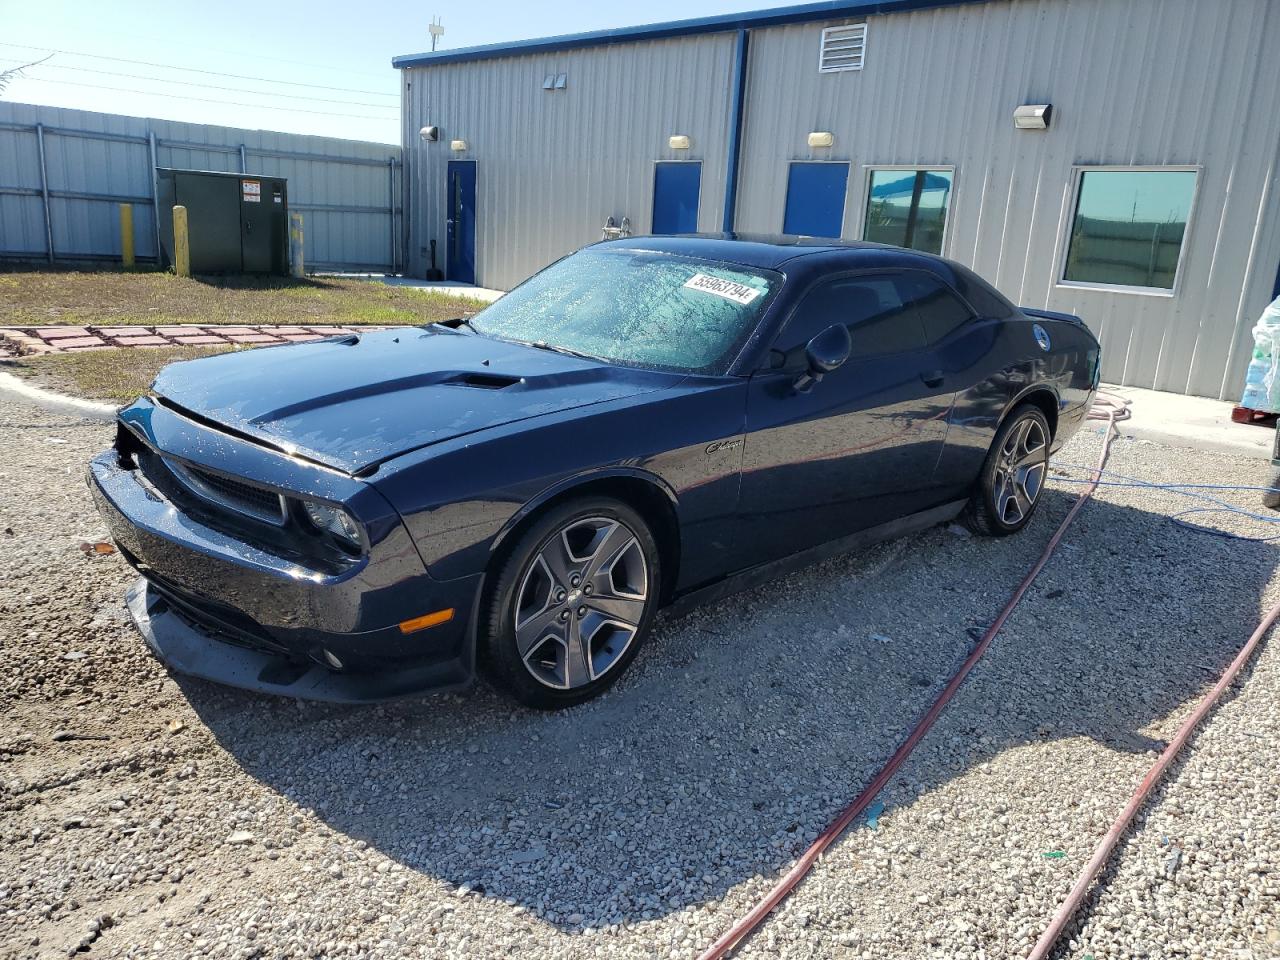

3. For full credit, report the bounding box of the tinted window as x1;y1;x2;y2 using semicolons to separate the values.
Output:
1064;169;1197;289
948;262;1015;318
469;249;780;374
775;275;926;364
863;169;954;255
901;274;973;343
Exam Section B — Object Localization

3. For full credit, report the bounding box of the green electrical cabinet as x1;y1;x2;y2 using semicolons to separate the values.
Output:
156;169;289;275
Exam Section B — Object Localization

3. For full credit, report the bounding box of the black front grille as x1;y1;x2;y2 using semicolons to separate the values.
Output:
159;457;286;526
125;440;354;574
184;464;283;519
146;572;295;659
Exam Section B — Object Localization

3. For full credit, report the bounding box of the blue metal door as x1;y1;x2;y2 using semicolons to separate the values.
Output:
652;162;702;234
782;162;850;238
446;160;476;284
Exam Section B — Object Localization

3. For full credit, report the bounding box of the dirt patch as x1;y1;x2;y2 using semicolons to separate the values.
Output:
0;270;485;328
5;347;239;403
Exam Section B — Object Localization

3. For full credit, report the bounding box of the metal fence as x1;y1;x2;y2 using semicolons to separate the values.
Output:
0;101;402;273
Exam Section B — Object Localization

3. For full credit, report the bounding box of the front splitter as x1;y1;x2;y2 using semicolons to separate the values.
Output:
126;578;470;704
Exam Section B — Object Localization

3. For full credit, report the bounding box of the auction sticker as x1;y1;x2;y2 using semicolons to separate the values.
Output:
683;273;761;305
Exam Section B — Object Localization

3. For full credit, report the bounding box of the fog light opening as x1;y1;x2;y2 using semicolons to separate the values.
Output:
321;649;344;670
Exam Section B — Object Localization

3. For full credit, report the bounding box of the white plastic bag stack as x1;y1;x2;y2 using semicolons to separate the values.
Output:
1241;295;1280;412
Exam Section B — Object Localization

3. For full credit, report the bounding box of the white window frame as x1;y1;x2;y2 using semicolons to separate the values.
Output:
1055;164;1202;299
856;164;958;257
818;22;867;74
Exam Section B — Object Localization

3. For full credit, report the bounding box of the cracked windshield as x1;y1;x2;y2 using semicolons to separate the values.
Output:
468;249;780;373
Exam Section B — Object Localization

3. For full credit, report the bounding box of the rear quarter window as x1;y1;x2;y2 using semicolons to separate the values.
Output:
948;263;1015;319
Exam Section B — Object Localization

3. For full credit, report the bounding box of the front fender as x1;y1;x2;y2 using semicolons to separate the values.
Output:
488;466;679;560
372;379;748;583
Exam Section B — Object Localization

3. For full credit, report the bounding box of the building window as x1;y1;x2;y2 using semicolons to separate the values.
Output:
862;168;954;255
1063;168;1198;291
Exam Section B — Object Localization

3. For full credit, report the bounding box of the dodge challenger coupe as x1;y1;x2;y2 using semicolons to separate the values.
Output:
89;235;1100;708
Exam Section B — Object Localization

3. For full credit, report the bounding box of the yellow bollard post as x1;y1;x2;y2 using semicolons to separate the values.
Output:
119;203;135;268
172;205;190;278
289;212;304;278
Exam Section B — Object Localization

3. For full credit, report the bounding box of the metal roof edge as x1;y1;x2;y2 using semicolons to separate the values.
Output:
391;0;984;69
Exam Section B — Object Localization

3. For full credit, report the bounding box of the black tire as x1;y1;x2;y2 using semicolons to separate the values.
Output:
482;496;661;709
1264;467;1280;511
962;405;1052;537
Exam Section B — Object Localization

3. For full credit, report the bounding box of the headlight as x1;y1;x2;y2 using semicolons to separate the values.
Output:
303;501;363;551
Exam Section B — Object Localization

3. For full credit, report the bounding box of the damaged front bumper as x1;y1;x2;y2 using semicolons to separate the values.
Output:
88;400;483;703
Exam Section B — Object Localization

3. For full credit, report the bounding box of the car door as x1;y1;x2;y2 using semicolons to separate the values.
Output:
733;271;958;570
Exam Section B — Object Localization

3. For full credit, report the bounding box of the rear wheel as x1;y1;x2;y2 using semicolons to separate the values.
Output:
483;497;661;709
1264;466;1280;511
963;405;1051;536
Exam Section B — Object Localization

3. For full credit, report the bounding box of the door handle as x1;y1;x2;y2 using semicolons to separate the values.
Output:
920;370;945;388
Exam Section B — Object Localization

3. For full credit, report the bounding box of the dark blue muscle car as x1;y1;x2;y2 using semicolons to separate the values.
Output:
89;235;1100;708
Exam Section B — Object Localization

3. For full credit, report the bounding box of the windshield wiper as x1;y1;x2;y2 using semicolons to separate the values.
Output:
437;315;480;334
524;339;607;363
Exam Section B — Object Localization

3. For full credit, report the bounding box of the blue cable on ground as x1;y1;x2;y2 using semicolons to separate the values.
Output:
1048;461;1280;542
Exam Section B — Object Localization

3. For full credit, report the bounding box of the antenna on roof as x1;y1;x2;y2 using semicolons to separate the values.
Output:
429;16;445;52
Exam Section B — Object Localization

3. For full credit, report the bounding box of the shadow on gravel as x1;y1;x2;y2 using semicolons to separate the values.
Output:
179;488;1278;933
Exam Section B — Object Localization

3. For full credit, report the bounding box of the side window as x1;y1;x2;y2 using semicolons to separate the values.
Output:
901;274;974;344
947;262;1014;319
774;274;926;365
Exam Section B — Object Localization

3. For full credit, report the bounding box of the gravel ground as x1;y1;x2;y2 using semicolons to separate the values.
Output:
0;395;1277;960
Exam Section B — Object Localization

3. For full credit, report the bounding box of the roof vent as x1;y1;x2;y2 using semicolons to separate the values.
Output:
819;23;867;73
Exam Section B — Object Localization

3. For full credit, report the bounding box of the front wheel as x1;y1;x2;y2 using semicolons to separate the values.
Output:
483;497;661;709
963;405;1051;536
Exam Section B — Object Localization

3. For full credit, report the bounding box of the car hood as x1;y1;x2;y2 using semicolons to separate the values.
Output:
150;326;679;474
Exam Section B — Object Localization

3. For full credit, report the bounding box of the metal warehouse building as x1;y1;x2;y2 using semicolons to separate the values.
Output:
393;0;1280;399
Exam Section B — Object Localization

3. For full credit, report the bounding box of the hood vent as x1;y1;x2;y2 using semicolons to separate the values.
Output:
445;371;522;390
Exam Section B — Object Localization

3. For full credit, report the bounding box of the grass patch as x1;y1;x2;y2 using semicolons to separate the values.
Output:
7;346;241;403
0;268;487;328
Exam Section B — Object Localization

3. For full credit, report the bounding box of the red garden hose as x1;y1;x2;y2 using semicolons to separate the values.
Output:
1026;588;1280;959
697;393;1130;960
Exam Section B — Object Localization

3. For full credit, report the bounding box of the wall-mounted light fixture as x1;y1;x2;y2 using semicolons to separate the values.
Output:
450;139;467;152
419;126;439;142
807;131;835;148
668;135;691;150
1013;104;1052;130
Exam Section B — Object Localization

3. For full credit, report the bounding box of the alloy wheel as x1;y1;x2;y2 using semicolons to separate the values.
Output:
993;417;1048;525
513;516;649;690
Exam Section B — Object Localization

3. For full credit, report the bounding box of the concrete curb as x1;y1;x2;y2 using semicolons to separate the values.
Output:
1113;422;1270;461
0;370;119;422
1098;384;1271;461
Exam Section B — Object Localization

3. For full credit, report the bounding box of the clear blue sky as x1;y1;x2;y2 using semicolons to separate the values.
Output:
0;0;765;144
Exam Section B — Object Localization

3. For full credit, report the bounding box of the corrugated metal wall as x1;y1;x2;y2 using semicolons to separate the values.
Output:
400;32;737;290
396;0;1280;398
734;0;1280;399
0;101;402;272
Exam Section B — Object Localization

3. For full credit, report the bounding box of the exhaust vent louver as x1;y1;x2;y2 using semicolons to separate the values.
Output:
819;23;867;73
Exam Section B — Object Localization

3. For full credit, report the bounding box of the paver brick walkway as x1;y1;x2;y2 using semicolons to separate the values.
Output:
0;324;391;356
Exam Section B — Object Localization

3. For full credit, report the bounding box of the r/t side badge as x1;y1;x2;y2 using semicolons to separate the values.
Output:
1033;324;1051;352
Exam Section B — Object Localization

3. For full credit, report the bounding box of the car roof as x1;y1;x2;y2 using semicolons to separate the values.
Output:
598;233;950;272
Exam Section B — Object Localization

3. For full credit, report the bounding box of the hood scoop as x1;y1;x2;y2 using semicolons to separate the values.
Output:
444;371;522;390
148;326;679;474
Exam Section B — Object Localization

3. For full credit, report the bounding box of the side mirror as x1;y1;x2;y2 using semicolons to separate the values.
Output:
794;323;851;393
